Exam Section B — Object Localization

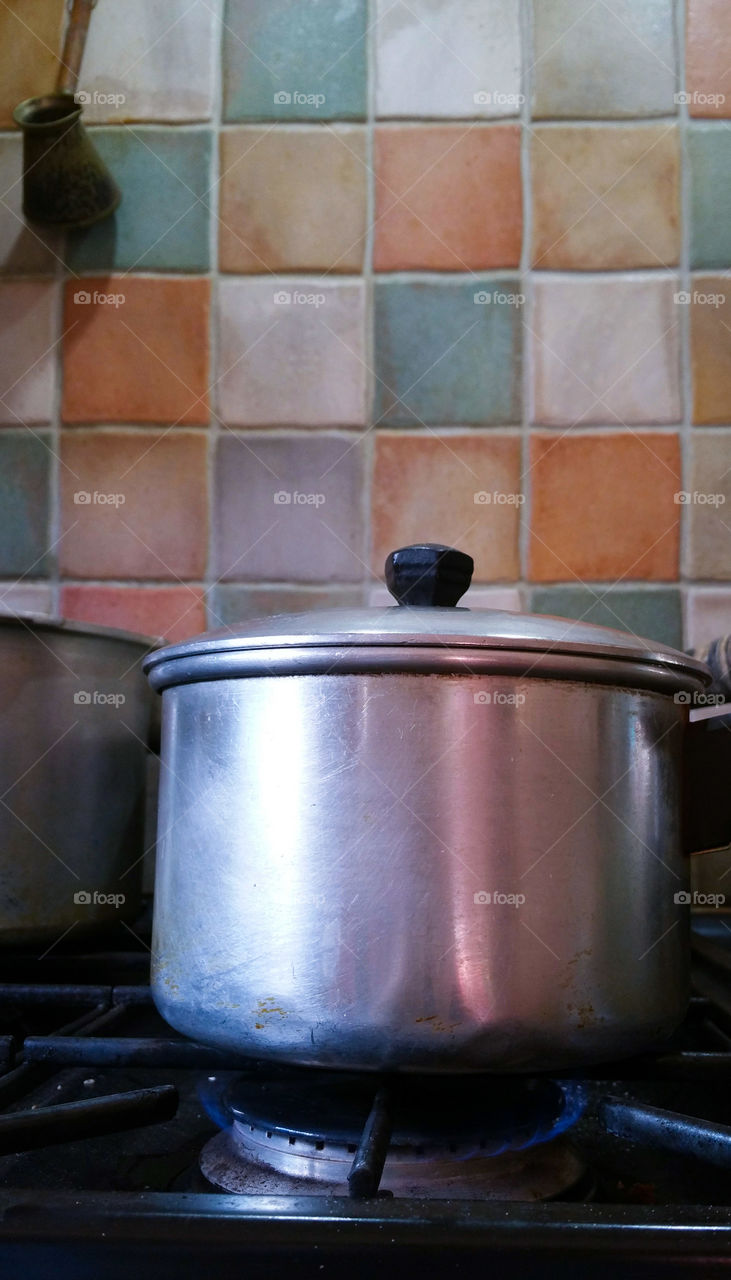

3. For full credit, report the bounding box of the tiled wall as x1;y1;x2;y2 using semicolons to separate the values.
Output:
1;0;731;650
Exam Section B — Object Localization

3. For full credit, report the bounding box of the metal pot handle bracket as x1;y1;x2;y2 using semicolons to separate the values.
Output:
685;635;731;855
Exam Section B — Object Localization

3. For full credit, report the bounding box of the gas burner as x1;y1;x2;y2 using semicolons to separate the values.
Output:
199;1071;588;1199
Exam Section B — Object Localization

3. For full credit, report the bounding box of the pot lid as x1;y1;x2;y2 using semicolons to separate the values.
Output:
143;544;710;694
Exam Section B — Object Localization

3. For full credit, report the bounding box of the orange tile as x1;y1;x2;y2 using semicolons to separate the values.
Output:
60;585;206;643
372;433;521;581
219;127;367;272
62;278;209;424
531;126;680;269
0;0;64;128
687;0;731;118
59;430;208;579
690;276;731;424
373;125;522;271
529;433;681;582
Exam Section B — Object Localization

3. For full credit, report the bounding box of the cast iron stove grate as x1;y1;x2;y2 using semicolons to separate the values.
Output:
0;918;731;1277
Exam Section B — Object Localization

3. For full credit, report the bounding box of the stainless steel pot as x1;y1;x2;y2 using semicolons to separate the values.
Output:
144;545;727;1073
0;613;157;944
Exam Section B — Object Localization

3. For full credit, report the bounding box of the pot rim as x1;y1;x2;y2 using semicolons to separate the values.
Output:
0;609;161;650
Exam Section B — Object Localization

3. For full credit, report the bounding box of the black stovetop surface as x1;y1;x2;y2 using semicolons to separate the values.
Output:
1;913;731;1278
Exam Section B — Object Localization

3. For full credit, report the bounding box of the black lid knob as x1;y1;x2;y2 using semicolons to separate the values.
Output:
385;544;474;608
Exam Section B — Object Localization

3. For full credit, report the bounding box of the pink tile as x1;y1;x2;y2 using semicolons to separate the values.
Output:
59;430;208;579
0;282;58;425
217;278;366;426
374;125;522;270
60;585;206;643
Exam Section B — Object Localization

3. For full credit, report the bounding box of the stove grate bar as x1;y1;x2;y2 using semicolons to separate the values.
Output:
21;1036;256;1069
0;1085;178;1155
347;1087;393;1200
598;1096;731;1168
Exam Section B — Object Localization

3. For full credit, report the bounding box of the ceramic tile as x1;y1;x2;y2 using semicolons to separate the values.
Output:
374;278;522;426
688;124;731;269
371;433;521;581
0;282;57;426
213;432;365;582
77;0;216;122
686;0;731;119
368;584;523;611
0;582;52;614
0;136;63;274
62;277;209;424
531;0;677;119
686;433;731;580
223;0;367;122
686;590;731;650
529;586;682;647
374;125;521;271
690;275;731;425
60;585;206;643
529;432;681;582
375;0;521;119
531;276;681;425
219;126;366;273
211;584;363;628
59;430;208;579
66;129;212;272
217;278;366;427
531;125;680;270
0;0;64;128
0;432;50;577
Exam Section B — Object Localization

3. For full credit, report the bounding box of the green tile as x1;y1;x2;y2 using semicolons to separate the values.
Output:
65;128;211;272
530;587;682;648
0;432;50;577
374;278;523;425
211;585;363;628
689;124;731;269
223;0;367;121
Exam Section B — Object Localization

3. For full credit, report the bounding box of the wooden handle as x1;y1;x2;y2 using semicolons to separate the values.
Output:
56;0;96;95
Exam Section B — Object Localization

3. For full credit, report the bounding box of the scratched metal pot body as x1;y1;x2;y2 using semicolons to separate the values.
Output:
145;545;714;1072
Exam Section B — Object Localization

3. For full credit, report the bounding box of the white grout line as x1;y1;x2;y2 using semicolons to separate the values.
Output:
203;0;224;626
518;0;533;609
676;0;693;646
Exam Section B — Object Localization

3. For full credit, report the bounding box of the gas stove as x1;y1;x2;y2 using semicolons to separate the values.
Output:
1;915;731;1278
